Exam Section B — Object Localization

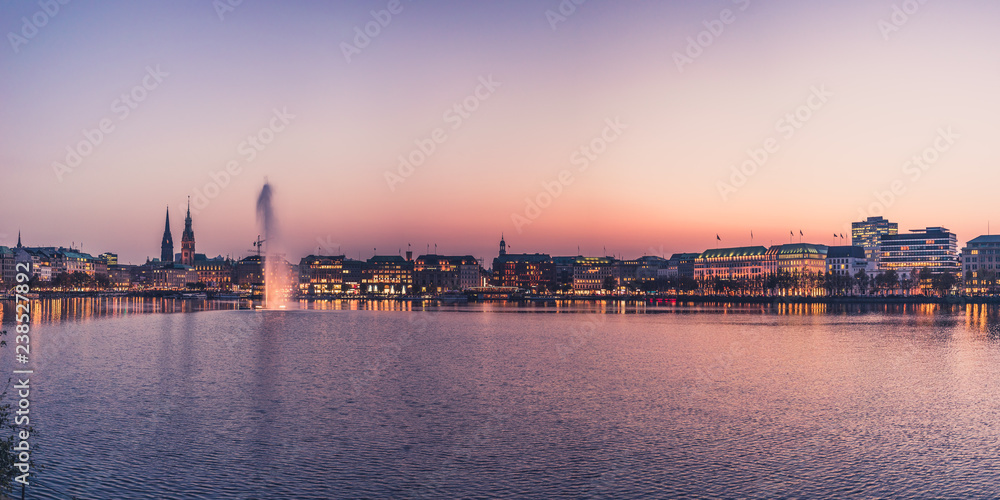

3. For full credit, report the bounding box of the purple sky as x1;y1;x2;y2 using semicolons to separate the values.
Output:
2;0;999;264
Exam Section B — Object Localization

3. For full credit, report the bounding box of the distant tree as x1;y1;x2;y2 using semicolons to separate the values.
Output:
852;269;867;296
931;272;958;297
601;276;617;293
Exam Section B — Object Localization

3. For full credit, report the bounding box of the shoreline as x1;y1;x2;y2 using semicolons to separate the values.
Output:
5;291;1000;306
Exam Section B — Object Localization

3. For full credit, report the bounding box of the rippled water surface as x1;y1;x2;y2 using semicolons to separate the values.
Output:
6;299;1000;498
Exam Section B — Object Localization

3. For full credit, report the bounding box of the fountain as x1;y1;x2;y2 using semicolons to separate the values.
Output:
256;179;291;309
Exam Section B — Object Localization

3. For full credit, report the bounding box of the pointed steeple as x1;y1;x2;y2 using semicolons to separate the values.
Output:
499;233;506;256
181;197;196;266
161;206;174;262
16;230;21;249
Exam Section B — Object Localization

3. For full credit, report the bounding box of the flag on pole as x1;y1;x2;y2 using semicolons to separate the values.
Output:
799;230;804;236
716;234;721;241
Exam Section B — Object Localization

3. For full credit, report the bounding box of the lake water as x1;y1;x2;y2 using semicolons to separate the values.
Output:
4;298;1000;498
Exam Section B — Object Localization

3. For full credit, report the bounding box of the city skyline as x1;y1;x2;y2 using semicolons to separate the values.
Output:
3;1;1000;264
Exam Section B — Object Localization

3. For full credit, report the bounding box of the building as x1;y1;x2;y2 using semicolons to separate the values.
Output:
107;264;134;290
363;255;413;295
771;244;828;276
635;255;671;283
572;257;619;292
694;246;768;282
194;258;234;290
180;199;196;266
298;255;344;295
341;258;366;294
161;207;174;263
492;237;554;292
14;247;57;281
852;216;898;262
0;246;14;288
151;263;199;289
961;235;1000;295
666;253;699;279
551;256;577;291
235;255;264;294
826;246;869;277
413;255;481;294
99;252;118;266
877;226;959;281
297;255;365;295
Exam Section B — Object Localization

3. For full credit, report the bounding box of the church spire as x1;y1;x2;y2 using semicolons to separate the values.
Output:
16;230;21;249
161;206;174;262
181;196;196;266
499;233;506;256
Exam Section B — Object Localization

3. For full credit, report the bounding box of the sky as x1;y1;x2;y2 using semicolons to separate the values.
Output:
2;0;999;265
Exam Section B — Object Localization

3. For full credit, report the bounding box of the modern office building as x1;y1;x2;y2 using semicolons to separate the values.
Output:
877;226;959;280
852;216;898;262
961;235;1000;295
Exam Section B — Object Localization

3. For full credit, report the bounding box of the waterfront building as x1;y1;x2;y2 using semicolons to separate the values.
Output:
694;246;768;282
492;237;554;292
551;256;577;291
107;264;134;290
363;255;413;295
235;255;264;294
180;199;196;266
151;263;199;289
0;246;14;287
961;235;1000;295
194;257;235;291
877;227;959;281
772;244;828;275
852;216;898;262
413;255;481;294
572;257;619;292
341;258;366;293
666;253;699;279
635;255;671;283
826;246;868;277
14;247;57;281
298;255;344;295
161;207;174;263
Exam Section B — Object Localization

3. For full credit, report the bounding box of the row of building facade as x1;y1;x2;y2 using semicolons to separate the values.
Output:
3;215;1000;296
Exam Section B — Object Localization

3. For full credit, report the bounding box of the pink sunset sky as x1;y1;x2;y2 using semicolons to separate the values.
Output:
1;0;999;264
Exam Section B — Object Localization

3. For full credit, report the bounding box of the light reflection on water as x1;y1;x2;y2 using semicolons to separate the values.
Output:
0;300;999;498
